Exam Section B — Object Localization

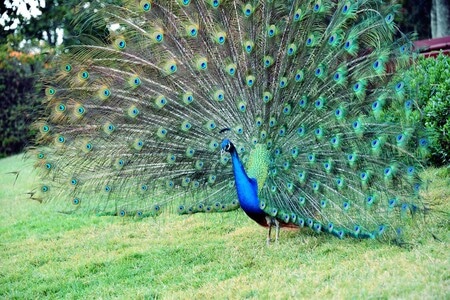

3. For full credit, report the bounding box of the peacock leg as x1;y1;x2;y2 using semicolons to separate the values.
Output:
266;216;272;244
274;219;280;242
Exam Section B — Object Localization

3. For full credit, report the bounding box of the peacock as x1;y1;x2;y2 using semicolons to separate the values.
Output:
31;0;430;244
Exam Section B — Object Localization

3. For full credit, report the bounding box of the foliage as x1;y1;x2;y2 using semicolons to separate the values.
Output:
409;53;450;166
0;1;124;158
1;0;123;49
1;0;68;47
0;43;46;158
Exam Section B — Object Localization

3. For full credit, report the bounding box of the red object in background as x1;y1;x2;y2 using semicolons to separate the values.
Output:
414;36;450;57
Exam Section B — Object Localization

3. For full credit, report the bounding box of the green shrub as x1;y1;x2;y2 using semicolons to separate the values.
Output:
0;45;44;158
410;53;450;166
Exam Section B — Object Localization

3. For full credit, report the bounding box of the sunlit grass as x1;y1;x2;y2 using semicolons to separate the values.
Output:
0;154;449;299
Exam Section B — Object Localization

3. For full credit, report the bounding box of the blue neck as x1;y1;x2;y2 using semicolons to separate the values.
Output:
229;148;262;216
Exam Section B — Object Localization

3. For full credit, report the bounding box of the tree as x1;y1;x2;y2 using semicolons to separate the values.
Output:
1;0;75;47
399;0;432;39
399;0;450;39
1;0;121;49
0;43;44;157
0;0;125;157
431;0;450;38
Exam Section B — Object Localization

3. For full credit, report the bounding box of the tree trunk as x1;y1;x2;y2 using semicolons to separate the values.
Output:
431;0;450;38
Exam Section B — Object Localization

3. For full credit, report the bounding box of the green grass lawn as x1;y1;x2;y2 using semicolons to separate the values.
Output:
0;154;449;299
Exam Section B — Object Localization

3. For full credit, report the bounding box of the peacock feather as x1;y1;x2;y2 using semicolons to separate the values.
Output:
31;0;429;244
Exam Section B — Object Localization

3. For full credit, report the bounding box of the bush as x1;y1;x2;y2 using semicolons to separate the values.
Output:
0;45;44;158
409;53;450;166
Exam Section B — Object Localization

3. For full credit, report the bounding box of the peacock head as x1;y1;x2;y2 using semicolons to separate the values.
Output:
220;128;235;154
220;138;235;153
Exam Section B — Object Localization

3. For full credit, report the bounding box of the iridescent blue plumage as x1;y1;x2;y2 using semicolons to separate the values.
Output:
31;0;429;244
222;138;288;242
221;139;264;219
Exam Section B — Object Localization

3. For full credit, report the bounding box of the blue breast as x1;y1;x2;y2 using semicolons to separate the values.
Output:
230;149;263;216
